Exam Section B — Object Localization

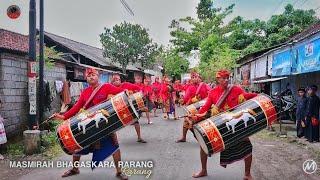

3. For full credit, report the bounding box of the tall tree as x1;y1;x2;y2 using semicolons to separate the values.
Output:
100;22;158;74
162;50;189;79
197;0;215;20
265;4;317;46
169;3;234;55
198;34;239;81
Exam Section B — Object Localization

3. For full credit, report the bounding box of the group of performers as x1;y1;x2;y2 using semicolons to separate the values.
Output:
52;67;259;180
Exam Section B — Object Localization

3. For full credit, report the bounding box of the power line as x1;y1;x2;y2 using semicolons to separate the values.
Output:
299;0;309;8
292;0;300;7
270;0;286;16
120;0;134;16
314;6;320;11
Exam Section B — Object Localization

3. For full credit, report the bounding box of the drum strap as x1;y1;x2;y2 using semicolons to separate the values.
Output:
83;84;104;110
216;85;234;109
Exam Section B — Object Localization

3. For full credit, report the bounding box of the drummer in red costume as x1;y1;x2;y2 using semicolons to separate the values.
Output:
53;68;128;179
111;73;147;143
151;77;161;116
160;75;177;119
142;76;154;124
176;72;211;143
191;70;256;179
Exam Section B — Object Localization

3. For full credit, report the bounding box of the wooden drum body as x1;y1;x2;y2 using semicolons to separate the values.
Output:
129;92;147;113
184;98;207;115
193;94;278;155
57;91;139;155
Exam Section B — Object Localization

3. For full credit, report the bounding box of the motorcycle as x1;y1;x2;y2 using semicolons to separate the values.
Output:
271;90;297;122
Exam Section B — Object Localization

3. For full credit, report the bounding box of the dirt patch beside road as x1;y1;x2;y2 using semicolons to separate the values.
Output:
252;130;320;180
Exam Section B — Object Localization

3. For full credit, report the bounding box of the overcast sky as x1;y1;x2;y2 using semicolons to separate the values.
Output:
1;0;319;48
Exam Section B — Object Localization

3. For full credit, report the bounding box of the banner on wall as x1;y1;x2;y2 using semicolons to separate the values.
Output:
296;38;320;74
241;64;250;86
272;49;292;76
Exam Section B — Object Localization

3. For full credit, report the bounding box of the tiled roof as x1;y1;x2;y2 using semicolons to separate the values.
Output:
0;29;29;53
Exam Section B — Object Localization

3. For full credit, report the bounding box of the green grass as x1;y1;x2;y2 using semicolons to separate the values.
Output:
6;142;24;158
40;131;62;159
4;123;62;159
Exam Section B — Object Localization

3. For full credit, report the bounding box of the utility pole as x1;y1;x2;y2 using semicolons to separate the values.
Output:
39;0;45;127
28;0;37;129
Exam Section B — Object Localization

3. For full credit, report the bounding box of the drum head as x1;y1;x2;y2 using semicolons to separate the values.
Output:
194;128;209;155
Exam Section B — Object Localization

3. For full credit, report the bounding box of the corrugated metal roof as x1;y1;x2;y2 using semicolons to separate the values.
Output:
44;31;140;71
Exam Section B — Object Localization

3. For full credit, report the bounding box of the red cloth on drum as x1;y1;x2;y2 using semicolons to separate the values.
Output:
119;82;142;92
198;85;257;115
63;83;124;120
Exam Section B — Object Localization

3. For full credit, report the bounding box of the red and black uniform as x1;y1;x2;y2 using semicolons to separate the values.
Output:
142;84;154;111
62;83;124;167
160;82;175;113
63;84;123;119
183;84;197;105
119;82;142;93
198;85;257;167
152;81;161;108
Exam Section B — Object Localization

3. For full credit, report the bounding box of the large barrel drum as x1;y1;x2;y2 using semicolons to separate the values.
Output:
193;94;279;155
184;98;207;115
57;91;142;155
129;92;147;113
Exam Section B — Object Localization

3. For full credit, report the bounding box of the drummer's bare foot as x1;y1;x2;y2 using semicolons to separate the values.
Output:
176;139;186;143
116;172;128;180
62;168;79;178
243;174;253;180
192;170;207;178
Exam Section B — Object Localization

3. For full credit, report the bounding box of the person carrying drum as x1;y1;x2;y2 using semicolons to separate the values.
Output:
52;68;128;179
141;76;154;124
160;75;177;120
111;73;147;143
190;70;256;180
176;72;210;143
151;77;161;116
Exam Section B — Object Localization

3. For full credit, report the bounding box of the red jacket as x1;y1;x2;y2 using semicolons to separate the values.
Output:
119;82;142;92
197;82;211;100
152;82;161;93
198;85;257;115
183;84;197;105
63;83;124;119
142;84;153;101
160;83;171;102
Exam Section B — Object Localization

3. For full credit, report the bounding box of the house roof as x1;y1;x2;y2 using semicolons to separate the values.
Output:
44;31;140;71
237;44;283;63
288;22;320;42
0;29;29;54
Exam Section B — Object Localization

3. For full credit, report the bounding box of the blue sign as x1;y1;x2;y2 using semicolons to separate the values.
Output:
99;73;110;83
272;50;292;76
296;38;320;74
